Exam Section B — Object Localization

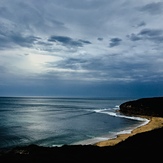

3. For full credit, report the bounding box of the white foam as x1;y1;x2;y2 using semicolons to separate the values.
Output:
114;118;150;136
73;118;150;146
77;106;150;146
93;108;111;113
52;144;63;147
114;105;120;109
93;108;149;123
103;111;117;117
72;136;112;145
116;129;132;135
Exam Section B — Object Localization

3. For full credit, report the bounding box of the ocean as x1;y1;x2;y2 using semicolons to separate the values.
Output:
0;97;148;149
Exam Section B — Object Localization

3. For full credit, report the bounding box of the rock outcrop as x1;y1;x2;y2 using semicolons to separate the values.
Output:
120;97;163;117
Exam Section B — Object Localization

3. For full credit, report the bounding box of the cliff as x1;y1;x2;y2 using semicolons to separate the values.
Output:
120;97;163;117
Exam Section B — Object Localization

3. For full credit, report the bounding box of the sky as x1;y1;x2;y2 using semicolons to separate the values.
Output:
0;0;163;97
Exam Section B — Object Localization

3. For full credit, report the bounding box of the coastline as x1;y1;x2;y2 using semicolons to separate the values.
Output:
95;116;163;147
73;113;150;146
1;97;163;162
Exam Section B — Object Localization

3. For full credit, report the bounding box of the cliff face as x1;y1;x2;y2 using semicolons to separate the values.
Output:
120;97;163;117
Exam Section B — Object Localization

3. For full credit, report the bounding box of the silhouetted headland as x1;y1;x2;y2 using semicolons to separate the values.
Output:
120;97;163;117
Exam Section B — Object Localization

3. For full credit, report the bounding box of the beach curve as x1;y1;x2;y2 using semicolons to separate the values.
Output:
95;116;163;147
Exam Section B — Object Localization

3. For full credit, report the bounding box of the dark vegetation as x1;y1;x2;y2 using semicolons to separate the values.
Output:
120;97;163;117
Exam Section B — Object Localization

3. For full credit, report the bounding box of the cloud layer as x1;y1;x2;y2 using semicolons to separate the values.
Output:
0;0;163;97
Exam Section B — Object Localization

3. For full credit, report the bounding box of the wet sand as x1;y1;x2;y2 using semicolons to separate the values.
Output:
95;116;163;147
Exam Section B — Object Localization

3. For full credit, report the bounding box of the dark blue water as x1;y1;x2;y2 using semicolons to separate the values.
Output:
0;97;147;149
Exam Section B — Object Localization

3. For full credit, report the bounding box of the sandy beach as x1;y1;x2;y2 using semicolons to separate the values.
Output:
95;116;163;147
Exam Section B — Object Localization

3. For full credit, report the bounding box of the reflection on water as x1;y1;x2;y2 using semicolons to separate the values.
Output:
0;97;142;148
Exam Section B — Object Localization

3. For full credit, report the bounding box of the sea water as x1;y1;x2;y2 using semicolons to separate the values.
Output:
0;97;148;149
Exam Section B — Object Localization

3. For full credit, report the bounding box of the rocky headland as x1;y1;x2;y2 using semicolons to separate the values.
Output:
120;97;163;117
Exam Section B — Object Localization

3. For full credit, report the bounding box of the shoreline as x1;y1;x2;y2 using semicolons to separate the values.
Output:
73;114;150;146
95;116;163;147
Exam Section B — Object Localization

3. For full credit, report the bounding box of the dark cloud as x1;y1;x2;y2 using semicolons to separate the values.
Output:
139;29;163;37
128;28;163;43
45;54;162;84
0;26;41;48
132;21;146;28
56;57;111;72
10;34;40;47
48;56;114;74
48;36;91;47
137;21;146;27
139;2;163;15
109;38;122;47
0;1;67;37
97;38;103;41
47;58;88;70
36;41;54;46
78;39;91;44
48;36;82;47
127;34;141;41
